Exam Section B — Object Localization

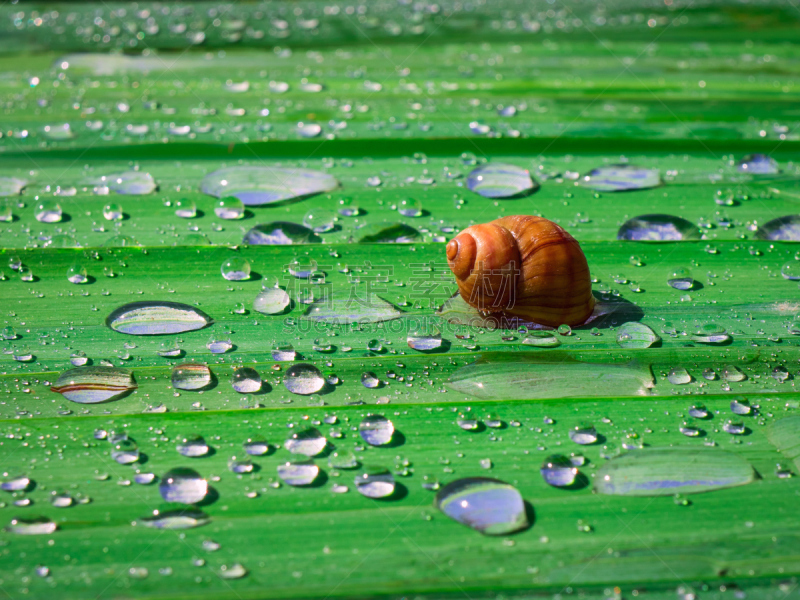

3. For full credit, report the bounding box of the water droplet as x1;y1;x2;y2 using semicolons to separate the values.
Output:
689;403;709;418
177;435;210;457
356;222;421;243
202;166;338;206
361;372;380;389
355;467;395;498
139;509;210;530
397;197;423;217
243;439;270;456
338;197;360;216
221;257;251;281
521;331;561;347
89;171;156;195
285;428;326;456
780;262;800;281
35;200;63;223
359;415;394;446
206;336;233;354
303;208;336;233
271;343;297;361
107;302;212;335
277;460;319;486
102;202;124;221
232;367;261;393
174;199;197;218
541;454;578;487
407;322;442;351
219;563;248;580
448;356;653;399
50;366;137;403
0;476;31;492
228;457;254;474
244;222;322;245
569;423;598;445
730;397;752;415
134;472;156;485
581;164;661;191
328;451;359;469
253;288;291;314
755;215;800;241
303;292;403;324
159;468;208;503
0;177;27;196
215;196;245;220
721;365;746;382
457;413;479;430
5;517;57;535
667;268;694;290
172;363;212;391
667;367;692;385
112;440;140;464
436;477;529;535
284;363;325;395
737;153;778;174
618;214;701;241
66;263;89;284
679;418;702;437
615;322;660;349
595;448;754;496
466;163;537;198
723;419;746;435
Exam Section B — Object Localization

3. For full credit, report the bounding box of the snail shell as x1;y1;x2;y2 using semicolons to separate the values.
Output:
446;215;595;327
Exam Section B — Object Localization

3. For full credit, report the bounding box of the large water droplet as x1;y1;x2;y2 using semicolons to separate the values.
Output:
767;416;800;470
219;563;248;580
355;467;396;498
283;364;325;395
5;517;57;535
737;153;778;174
359;415;394;446
35;200;63;223
88;171;156;195
50;366;137;403
0;476;32;492
253;288;291;314
615;322;660;349
755;215;800;241
356;222;421;243
569;422;598;445
667;367;692;385
221;257;251;281
285;428;327;456
139;509;210;530
466;163;537;198
0;177;27;196
581;165;661;192
244;222;322;245
277;460;319;486
435;477;529;535
172;363;212;391
595;447;755;496
541;454;578;487
447;355;654;400
232;366;261;393
201;166;338;206
303;292;403;324
107;302;212;335
407;322;442;351
177;435;210;458
618;215;701;241
159;467;208;503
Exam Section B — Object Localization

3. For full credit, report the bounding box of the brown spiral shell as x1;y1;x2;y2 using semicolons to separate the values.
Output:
445;215;595;327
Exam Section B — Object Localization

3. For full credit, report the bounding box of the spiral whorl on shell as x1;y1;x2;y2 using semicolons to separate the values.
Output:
445;215;595;327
